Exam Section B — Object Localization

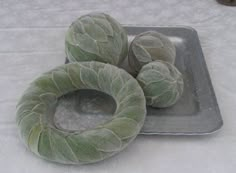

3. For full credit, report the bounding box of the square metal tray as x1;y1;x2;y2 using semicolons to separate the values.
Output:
64;26;223;135
124;26;223;135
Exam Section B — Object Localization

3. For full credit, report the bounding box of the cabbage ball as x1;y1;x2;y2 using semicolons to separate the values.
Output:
137;61;184;108
65;13;128;65
128;31;176;74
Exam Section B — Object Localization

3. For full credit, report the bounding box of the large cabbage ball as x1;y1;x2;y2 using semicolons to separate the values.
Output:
137;61;184;108
65;13;128;65
128;31;176;74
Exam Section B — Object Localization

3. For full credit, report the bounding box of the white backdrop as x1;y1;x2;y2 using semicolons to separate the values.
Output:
0;0;236;172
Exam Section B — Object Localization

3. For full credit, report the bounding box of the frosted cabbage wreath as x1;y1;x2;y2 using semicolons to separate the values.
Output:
65;13;128;66
128;31;176;74
16;62;146;164
137;61;184;108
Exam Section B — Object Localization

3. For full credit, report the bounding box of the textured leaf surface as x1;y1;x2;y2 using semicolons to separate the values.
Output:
49;130;78;163
80;66;99;89
34;75;62;96
115;106;146;124
93;17;113;36
28;124;42;154
128;31;176;74
132;44;152;63
19;113;40;144
52;70;76;93
67;135;102;163
16;62;146;164
137;61;184;108
75;33;100;54
67;64;84;89
38;130;54;160
82;128;122;152
111;73;124;97
103;118;140;139
137;35;163;48
65;12;128;65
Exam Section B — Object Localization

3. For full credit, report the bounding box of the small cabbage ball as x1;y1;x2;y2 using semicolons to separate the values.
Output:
65;13;128;65
137;61;184;108
128;31;176;74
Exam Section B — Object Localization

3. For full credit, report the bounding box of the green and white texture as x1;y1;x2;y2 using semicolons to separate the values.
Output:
128;31;176;74
16;62;146;164
137;61;184;108
65;13;128;66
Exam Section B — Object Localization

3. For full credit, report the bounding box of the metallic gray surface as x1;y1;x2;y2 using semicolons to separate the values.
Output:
63;26;223;135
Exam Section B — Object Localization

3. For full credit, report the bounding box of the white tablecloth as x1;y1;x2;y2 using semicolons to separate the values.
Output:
0;0;235;172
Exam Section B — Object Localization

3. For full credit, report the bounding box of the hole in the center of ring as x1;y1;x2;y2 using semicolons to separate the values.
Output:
54;89;117;132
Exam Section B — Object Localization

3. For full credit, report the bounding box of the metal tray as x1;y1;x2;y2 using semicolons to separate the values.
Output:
63;26;223;135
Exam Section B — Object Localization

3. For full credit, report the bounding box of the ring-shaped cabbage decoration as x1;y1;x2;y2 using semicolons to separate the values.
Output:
16;62;146;164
